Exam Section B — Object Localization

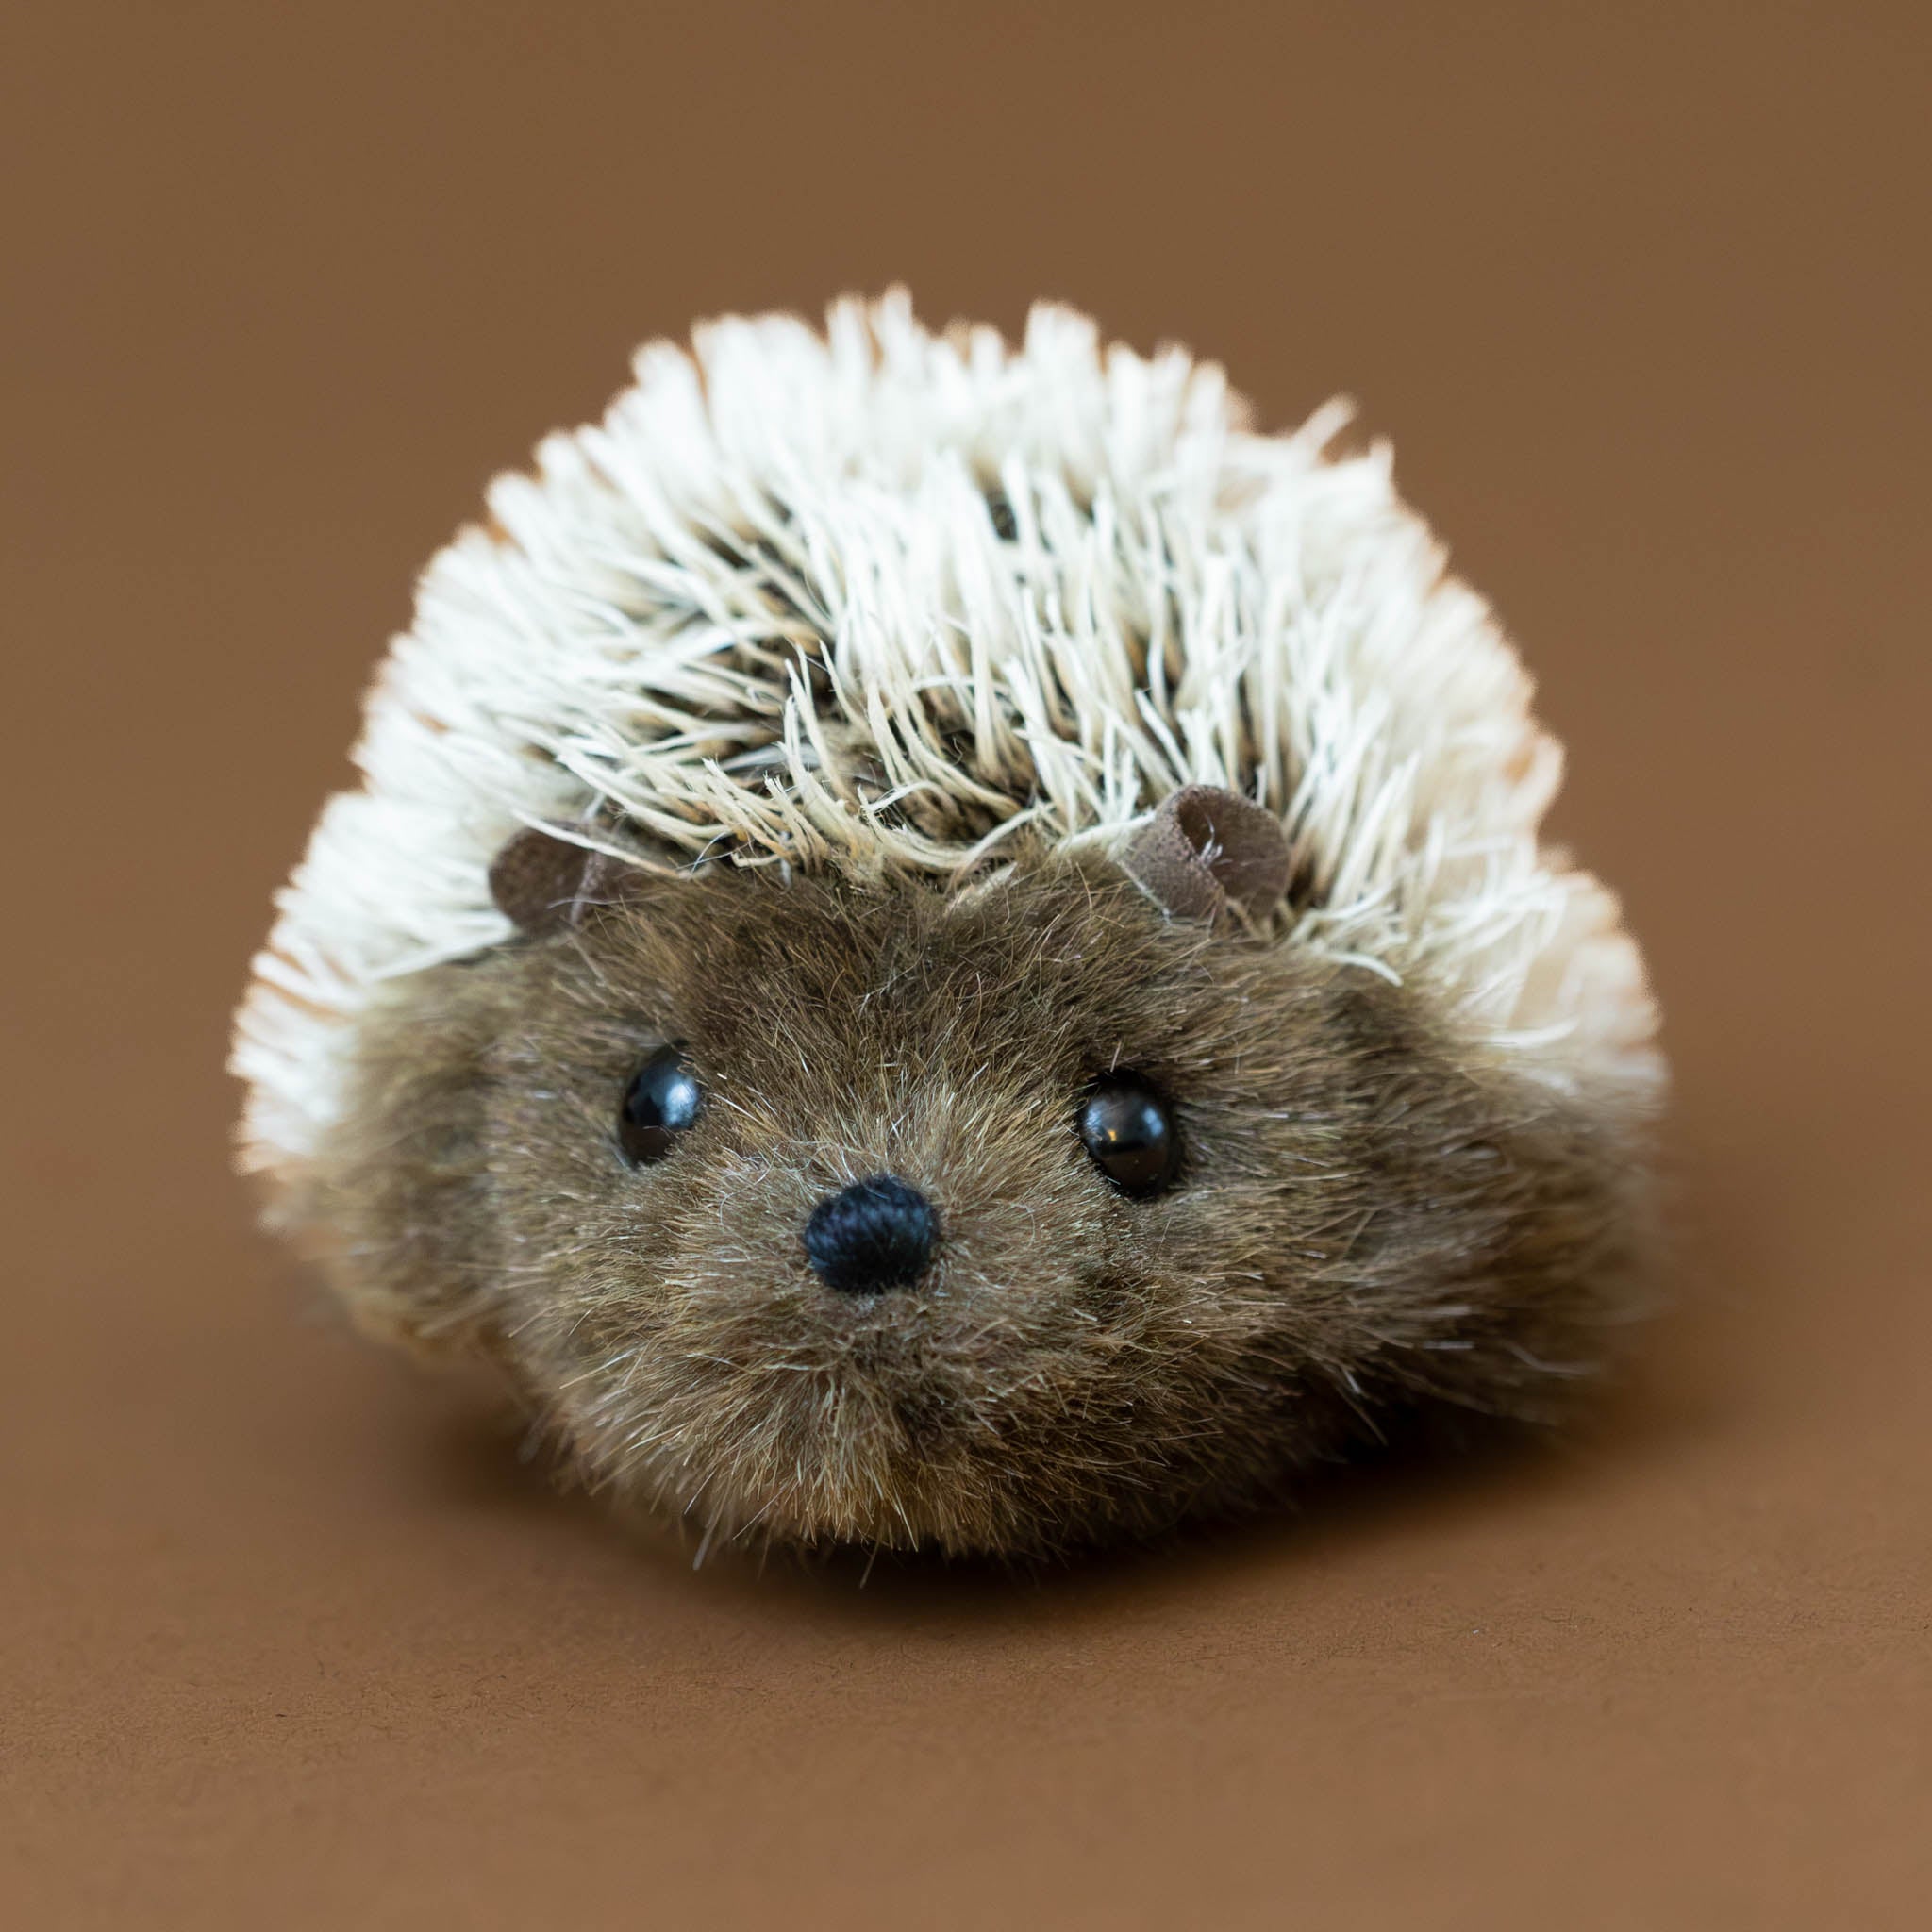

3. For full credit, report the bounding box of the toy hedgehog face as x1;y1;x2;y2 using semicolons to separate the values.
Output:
234;296;1663;1559
308;805;1641;1557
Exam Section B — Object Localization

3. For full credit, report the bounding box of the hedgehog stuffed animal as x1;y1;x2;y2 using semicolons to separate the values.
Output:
232;294;1663;1560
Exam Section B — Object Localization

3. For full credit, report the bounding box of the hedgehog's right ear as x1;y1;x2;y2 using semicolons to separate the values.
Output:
1123;786;1293;925
489;824;643;934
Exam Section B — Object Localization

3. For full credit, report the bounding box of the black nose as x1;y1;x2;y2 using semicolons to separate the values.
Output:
804;1174;938;1294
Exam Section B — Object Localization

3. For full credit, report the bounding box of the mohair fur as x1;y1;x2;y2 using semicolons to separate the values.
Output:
300;856;1650;1559
231;294;1659;1191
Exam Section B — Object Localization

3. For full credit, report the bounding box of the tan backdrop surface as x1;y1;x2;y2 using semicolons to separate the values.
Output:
5;5;1927;1926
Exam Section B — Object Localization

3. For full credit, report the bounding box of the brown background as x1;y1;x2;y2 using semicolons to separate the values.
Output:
6;4;1928;1926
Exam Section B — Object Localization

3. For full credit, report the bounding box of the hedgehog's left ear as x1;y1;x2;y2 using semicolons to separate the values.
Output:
1123;786;1292;925
489;824;645;934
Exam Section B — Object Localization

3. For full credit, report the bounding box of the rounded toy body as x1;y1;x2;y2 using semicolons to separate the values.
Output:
233;296;1661;1557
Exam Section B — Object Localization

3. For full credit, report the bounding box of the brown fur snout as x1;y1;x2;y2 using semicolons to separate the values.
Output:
529;1010;1190;1550
308;856;1651;1557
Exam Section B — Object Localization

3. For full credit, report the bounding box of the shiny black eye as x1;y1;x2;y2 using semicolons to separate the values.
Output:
619;1043;701;1165
1078;1074;1180;1197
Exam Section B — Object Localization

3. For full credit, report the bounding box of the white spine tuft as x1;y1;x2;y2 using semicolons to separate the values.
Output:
231;293;1660;1189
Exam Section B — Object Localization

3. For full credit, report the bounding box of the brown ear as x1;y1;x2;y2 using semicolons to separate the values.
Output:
1123;786;1292;924
488;824;639;935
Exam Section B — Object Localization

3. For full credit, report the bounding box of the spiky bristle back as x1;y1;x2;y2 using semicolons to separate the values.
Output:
231;292;1659;1192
